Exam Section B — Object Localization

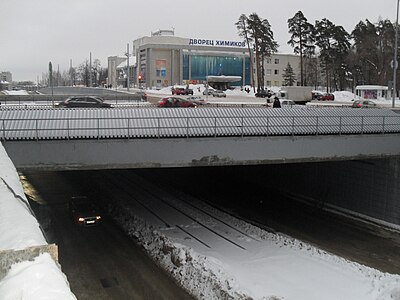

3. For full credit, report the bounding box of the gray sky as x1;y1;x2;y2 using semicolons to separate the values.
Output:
0;0;396;82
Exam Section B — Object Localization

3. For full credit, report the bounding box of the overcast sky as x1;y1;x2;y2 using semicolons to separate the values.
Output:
0;0;396;82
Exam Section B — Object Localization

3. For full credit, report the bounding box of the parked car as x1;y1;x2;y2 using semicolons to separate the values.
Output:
212;90;227;97
157;97;198;108
56;96;111;108
171;87;194;95
312;91;334;101
352;100;378;108
69;196;102;226
255;90;273;98
202;88;215;95
187;96;207;105
319;93;335;101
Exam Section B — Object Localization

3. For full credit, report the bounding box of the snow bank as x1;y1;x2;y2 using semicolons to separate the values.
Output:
108;202;251;299
106;188;400;300
0;143;76;299
0;253;76;300
2;90;29;96
0;145;46;250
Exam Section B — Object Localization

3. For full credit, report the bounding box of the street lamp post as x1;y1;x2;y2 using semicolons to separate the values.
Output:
393;0;400;108
126;43;130;92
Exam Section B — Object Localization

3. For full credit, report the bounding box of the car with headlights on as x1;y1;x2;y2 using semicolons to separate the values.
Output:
69;196;102;226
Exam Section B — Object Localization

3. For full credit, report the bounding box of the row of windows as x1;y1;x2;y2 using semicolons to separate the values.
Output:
253;69;280;75
266;80;281;86
253;58;280;64
182;55;251;84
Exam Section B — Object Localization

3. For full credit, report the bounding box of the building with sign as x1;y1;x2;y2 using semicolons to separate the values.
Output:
129;30;250;89
109;30;301;89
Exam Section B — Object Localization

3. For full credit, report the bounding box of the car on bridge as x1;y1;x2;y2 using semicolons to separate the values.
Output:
211;90;227;98
187;96;207;105
69;196;102;226
56;96;111;108
157;97;198;108
352;100;378;108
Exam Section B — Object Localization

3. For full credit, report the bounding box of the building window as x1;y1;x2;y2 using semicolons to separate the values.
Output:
266;69;271;76
274;59;280;64
266;58;272;64
266;80;271;86
155;59;167;77
274;69;279;75
274;80;280;86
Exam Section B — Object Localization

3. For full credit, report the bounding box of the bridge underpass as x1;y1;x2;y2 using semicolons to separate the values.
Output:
4;105;400;297
2;105;400;232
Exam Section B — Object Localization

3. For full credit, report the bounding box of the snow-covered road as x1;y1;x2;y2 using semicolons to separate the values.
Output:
94;170;400;300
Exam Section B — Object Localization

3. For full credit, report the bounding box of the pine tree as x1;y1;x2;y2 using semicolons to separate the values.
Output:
314;18;350;91
288;11;315;86
282;63;296;86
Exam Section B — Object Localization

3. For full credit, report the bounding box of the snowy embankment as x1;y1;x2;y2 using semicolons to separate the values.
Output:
0;144;76;299
105;178;400;300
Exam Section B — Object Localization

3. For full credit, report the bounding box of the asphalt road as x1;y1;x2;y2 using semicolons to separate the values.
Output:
21;171;194;300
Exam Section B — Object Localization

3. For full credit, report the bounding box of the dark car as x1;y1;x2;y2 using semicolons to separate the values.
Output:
69;196;102;226
171;87;194;95
56;96;111;108
157;97;198;108
255;90;273;98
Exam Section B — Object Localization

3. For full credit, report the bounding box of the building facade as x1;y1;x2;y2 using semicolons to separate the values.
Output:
108;30;301;89
262;54;301;87
131;30;251;89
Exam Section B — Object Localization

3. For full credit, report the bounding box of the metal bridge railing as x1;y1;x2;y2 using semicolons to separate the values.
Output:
1;115;400;141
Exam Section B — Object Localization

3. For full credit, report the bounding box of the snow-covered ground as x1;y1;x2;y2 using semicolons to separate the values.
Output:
1;90;30;96
0;144;76;299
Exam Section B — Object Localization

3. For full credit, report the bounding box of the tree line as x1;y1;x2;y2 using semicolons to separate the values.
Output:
40;58;107;88
236;11;398;92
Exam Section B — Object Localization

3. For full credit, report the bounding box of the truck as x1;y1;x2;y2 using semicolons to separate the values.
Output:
281;86;313;104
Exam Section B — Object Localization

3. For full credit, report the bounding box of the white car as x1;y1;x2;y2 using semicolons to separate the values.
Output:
280;99;296;107
187;96;207;105
212;90;227;97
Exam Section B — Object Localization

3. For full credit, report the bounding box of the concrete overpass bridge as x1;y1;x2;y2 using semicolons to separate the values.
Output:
1;105;400;171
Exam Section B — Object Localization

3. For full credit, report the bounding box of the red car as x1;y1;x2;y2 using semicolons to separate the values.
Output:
320;93;334;101
171;87;194;95
312;91;334;101
157;97;198;108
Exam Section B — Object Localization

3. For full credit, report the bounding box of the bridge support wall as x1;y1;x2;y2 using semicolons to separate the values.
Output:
232;157;400;227
3;134;400;170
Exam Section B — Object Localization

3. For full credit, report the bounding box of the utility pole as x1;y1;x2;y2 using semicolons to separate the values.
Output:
49;62;54;106
89;52;92;87
126;43;130;92
393;0;399;108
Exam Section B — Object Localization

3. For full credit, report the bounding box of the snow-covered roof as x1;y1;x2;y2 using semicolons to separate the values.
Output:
356;85;388;90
